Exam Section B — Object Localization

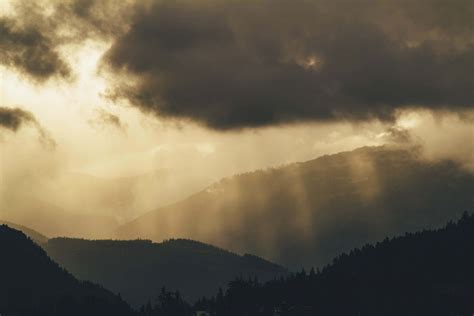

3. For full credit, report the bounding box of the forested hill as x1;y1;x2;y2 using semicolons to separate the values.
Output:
116;146;474;269
194;212;474;316
0;225;132;316
44;237;287;306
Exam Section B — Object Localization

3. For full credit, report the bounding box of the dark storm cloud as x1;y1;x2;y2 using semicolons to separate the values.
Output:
0;107;56;148
0;17;70;81
52;0;135;40
3;0;473;127
104;0;474;129
0;0;134;81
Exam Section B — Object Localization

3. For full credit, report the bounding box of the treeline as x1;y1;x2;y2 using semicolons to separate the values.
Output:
137;288;193;316
2;213;473;315
139;212;474;315
2;294;132;316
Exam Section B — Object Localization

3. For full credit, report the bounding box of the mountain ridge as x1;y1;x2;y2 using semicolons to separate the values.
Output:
44;236;287;306
0;220;49;244
115;145;474;268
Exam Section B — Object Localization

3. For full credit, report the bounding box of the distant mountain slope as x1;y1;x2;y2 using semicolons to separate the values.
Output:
196;213;474;315
0;220;48;244
0;197;118;239
0;168;213;238
44;237;286;306
116;146;474;268
0;225;132;316
36;169;214;223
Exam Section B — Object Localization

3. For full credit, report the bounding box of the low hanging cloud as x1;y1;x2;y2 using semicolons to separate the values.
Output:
377;126;413;145
0;107;56;148
103;0;474;129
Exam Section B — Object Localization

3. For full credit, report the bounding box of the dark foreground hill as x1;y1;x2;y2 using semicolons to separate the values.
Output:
116;146;474;268
0;225;132;316
194;213;474;316
44;238;287;306
0;220;48;244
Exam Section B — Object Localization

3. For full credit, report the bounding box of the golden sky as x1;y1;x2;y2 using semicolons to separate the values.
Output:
1;0;473;230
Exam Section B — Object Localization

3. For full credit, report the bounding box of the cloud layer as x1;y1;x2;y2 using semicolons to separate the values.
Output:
104;0;474;129
2;0;473;128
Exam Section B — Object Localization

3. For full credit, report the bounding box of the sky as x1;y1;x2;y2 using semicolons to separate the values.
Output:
0;0;473;230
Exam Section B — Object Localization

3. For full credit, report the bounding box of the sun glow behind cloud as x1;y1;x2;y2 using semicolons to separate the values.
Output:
1;0;472;179
0;35;391;179
2;42;473;178
1;42;108;123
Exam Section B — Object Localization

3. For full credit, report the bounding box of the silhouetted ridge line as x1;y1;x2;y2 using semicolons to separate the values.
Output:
193;212;474;316
0;221;49;244
44;236;287;306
